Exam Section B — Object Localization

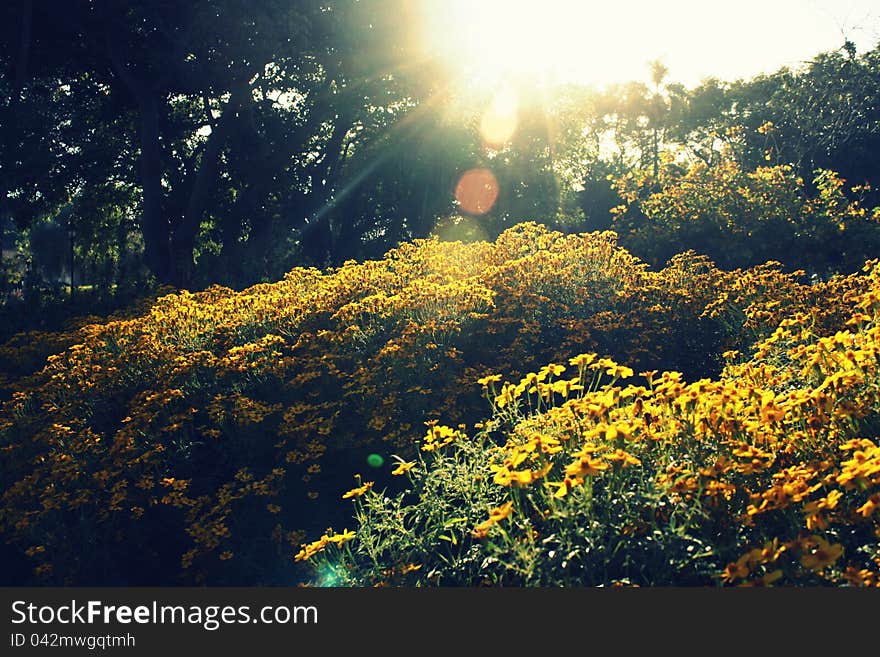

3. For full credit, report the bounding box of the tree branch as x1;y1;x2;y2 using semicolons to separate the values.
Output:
104;27;142;100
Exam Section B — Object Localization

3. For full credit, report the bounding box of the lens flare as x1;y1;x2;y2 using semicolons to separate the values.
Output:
480;88;518;147
455;168;499;215
315;563;344;587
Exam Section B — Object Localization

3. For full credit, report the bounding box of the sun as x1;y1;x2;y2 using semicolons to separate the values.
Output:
418;0;880;91
418;0;633;88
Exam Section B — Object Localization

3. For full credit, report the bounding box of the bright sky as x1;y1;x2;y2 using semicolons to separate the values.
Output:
420;0;880;88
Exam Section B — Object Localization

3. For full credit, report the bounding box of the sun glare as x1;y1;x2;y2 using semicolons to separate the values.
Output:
479;87;518;147
419;0;880;90
422;0;605;86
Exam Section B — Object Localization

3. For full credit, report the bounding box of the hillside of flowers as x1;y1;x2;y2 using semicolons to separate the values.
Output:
299;269;880;586
1;220;878;585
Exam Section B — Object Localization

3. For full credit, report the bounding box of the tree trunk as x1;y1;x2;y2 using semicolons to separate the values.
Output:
170;85;255;287
105;26;173;285
234;180;278;282
138;93;172;284
114;213;129;293
653;127;659;178
0;0;33;294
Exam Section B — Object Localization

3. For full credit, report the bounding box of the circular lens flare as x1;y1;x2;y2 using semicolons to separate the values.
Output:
455;168;499;215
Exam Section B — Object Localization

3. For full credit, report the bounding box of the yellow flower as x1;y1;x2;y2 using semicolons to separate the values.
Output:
843;566;880;587
856;494;880;518
606;364;634;379
488;501;514;523
604;449;641;468
294;536;329;562
391;461;417;476
160;477;189;491
605;422;632;443
565;456;609;478
508;465;552;486
569;353;596;368
471;501;515;538
551;477;577;499
471;521;492;539
342;482;374;499
541;363;566;378
493;382;519;409
423;424;459;451
639;369;658;383
799;536;843;571
722;556;751;583
327;529;356;546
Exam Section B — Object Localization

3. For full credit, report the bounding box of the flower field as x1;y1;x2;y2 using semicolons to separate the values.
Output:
2;223;879;586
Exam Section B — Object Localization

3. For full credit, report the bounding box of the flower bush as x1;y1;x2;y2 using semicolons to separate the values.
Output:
0;222;872;584
611;155;880;274
298;261;880;586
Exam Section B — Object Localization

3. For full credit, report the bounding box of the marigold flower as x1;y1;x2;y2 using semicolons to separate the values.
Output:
569;353;596;368
606;364;634;379
842;566;880;587
471;522;492;539
604;449;641;468
551;477;577;499
488;501;514;523
327;529;356;546
799;536;844;571
509;465;552;486
722;558;750;584
391;460;417;476
856;494;880;518
342;482;374;499
565;456;609;478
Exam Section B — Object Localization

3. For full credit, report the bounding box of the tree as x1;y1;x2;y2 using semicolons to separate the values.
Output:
1;1;440;288
671;43;880;200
